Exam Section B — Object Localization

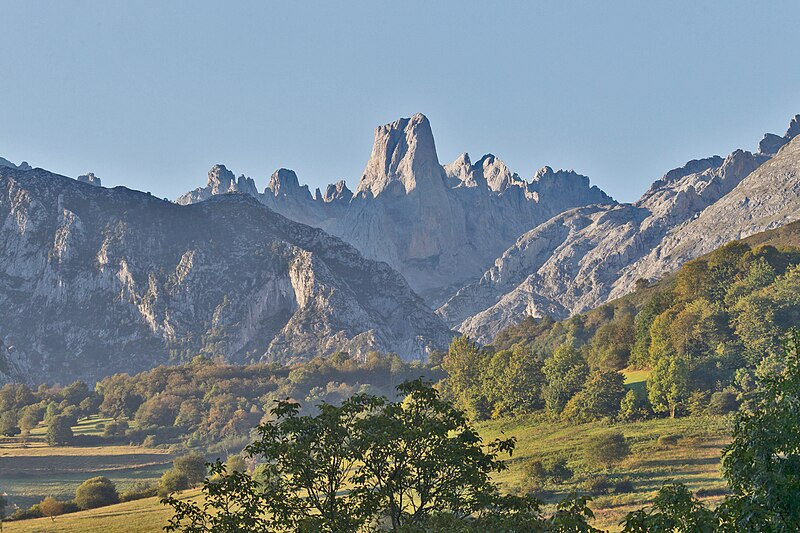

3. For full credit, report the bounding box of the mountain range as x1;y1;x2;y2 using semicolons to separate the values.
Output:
1;112;798;383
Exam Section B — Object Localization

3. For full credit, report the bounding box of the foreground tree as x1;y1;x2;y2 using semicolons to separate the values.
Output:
164;380;600;532
352;379;515;530
720;328;800;531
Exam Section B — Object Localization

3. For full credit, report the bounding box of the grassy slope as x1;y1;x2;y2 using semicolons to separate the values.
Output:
480;415;730;531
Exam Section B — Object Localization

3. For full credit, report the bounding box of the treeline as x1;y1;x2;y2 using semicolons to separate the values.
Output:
0;352;442;451
445;240;800;421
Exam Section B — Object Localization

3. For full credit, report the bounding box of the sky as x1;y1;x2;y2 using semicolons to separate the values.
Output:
1;1;799;203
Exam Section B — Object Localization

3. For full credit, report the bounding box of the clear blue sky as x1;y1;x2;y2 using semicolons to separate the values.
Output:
1;1;799;203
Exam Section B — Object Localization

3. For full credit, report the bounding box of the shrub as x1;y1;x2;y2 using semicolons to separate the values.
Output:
225;453;247;474
657;434;681;448
583;475;612;495
10;504;43;520
102;419;129;438
120;481;158;501
523;456;573;492
75;476;119;509
584;431;630;469
695;487;728;497
158;468;189;497
614;477;635;494
707;390;739;415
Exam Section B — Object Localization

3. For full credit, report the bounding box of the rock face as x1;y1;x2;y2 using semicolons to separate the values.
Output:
77;172;102;187
0;167;453;384
442;116;800;342
177;114;614;304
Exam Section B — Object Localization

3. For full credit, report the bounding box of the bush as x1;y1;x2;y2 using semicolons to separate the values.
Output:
46;415;74;446
102;419;129;438
10;504;43;520
225;453;247;474
523;457;573;492
75;476;119;509
120;481;158;502
158;468;189;497
583;475;612;495
657;434;681;448
695;487;728;498
708;390;739;415
614;477;635;494
173;452;207;485
584;431;630;469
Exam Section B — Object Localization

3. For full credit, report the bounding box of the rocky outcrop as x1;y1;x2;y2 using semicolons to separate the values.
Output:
758;114;800;154
77;172;102;187
443;115;799;342
176;114;614;304
0;167;453;384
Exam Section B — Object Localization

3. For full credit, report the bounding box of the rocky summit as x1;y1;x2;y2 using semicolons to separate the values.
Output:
0;166;453;384
177;113;614;305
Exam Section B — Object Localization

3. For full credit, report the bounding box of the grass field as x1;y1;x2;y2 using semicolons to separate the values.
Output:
2;413;730;532
0;416;172;512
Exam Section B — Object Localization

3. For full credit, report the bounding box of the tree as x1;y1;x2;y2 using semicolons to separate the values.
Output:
562;370;627;422
248;393;381;531
584;431;630;470
38;496;66;521
542;343;589;414
164;380;525;532
158;469;190;498
0;411;20;437
96;374;143;419
619;389;650;421
647;355;690;418
0;492;6;522
165;461;273;533
442;336;490;420
46;415;74;446
352;379;515;530
134;393;182;428
721;329;800;531
172;452;207;486
75;476;119;509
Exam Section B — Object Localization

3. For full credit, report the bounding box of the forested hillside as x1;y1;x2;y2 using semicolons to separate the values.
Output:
443;220;800;422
